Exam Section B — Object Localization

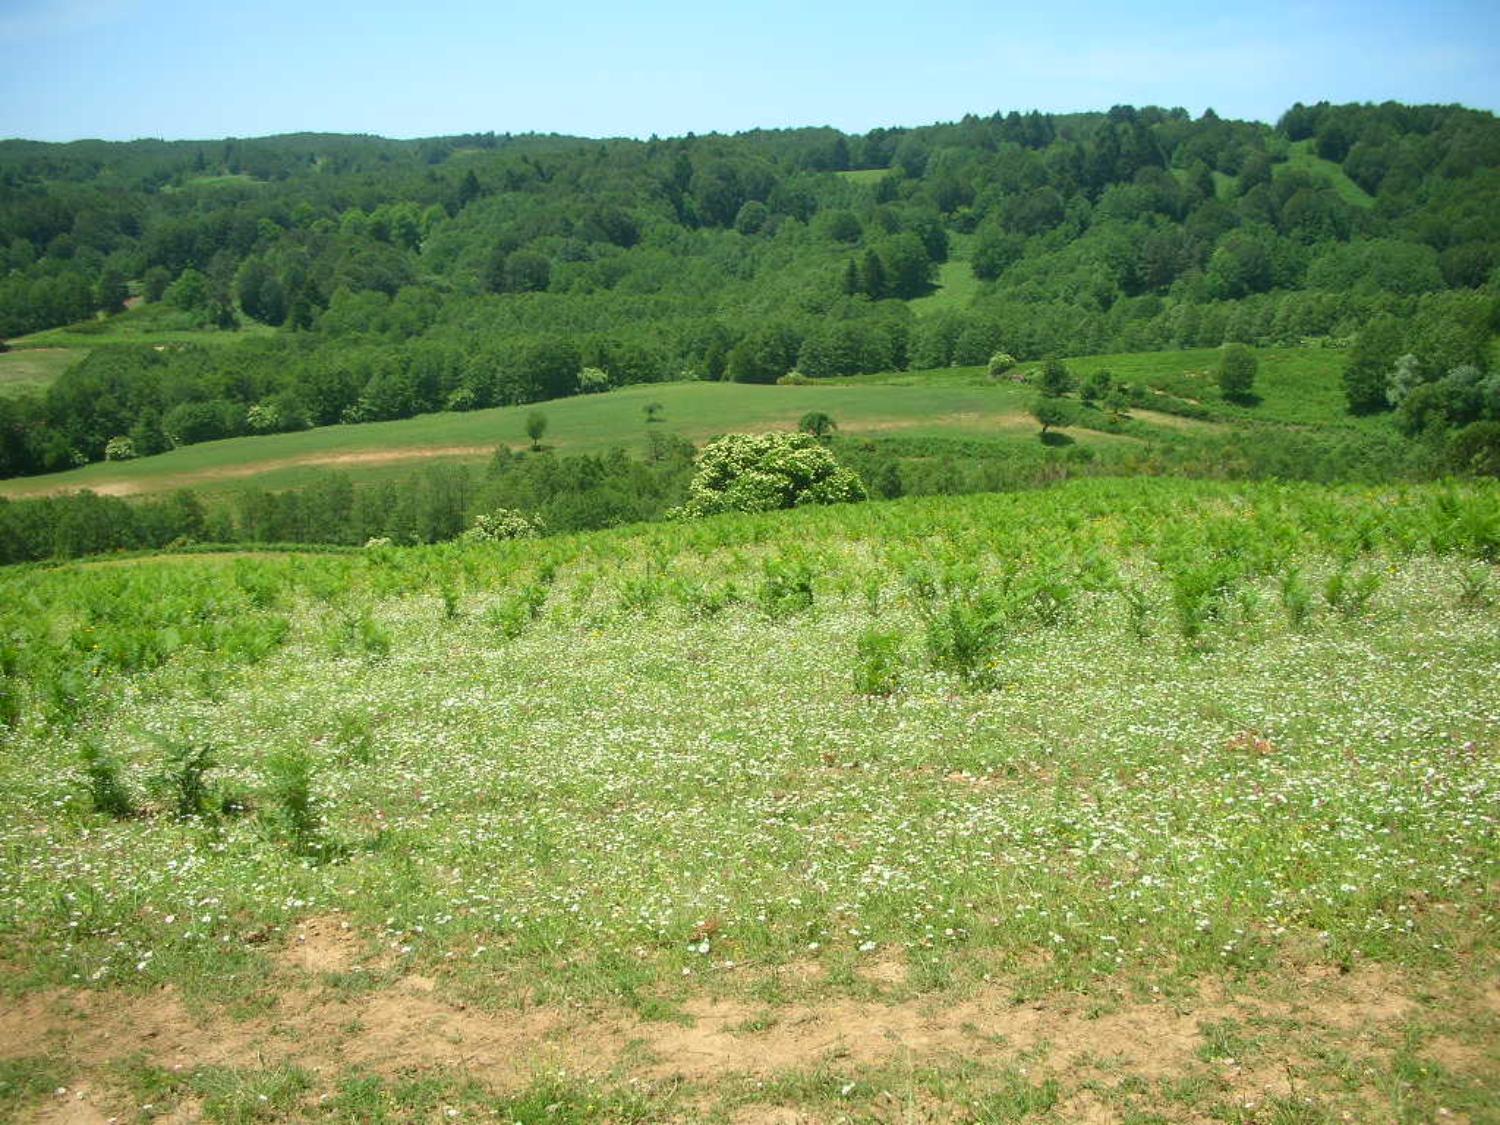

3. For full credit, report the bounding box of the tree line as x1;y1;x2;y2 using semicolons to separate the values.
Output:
2;100;1498;481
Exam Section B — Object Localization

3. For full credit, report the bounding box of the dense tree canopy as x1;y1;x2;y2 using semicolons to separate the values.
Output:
2;102;1498;480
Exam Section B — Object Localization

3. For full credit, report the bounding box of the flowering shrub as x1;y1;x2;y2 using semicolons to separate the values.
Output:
987;352;1017;378
672;432;867;518
462;508;546;542
577;366;611;394
103;436;136;461
245;402;282;433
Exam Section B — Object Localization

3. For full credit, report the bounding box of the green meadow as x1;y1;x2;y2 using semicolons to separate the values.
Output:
0;348;79;398
0;477;1495;1121
1275;139;1376;209
0;345;1369;499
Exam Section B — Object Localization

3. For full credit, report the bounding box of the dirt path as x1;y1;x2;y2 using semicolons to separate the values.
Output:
4;916;1479;1122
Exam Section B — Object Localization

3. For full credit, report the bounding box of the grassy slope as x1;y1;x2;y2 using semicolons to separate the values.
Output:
1065;346;1373;429
1277;140;1375;209
834;167;887;184
843;345;1369;431
0;377;1132;498
908;233;980;318
7;302;273;352
0;348;79;398
0;477;1495;1121
0;345;1366;499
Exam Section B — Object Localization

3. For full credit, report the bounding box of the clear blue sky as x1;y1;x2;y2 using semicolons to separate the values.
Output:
3;0;1497;142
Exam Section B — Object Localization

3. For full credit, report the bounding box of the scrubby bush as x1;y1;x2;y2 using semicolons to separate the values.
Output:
853;627;904;695
1030;397;1072;437
673;433;866;518
907;566;1009;687
758;555;815;616
1449;421;1500;476
80;742;135;818
154;737;215;819
798;411;837;439
463;509;546;542
1080;369;1113;406
986;352;1017;379
103;436;136;462
1037;357;1074;397
577;366;611;394
265;748;329;858
1217;345;1258;402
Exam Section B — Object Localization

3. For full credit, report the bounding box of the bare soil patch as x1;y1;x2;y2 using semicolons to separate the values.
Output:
0;953;1455;1123
279;913;364;975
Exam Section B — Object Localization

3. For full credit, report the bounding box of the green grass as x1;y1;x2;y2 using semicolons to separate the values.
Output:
2;344;1375;500
0;477;1495;1120
184;173;262;188
835;167;888;184
909;233;981;317
8;302;274;351
835;345;1369;431
0;377;1131;498
1277;140;1375;209
1063;345;1373;429
0;347;80;397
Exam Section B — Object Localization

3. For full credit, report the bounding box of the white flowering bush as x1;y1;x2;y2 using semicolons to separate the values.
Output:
103;435;136;461
245;402;282;433
987;351;1018;378
462;508;546;542
672;432;867;518
577;366;611;394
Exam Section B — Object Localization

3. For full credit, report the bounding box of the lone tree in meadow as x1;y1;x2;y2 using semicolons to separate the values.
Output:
1038;356;1074;398
798;411;837;439
1218;344;1259;402
643;402;664;423
1030;396;1072;438
1080;369;1113;406
524;410;548;451
673;432;866;518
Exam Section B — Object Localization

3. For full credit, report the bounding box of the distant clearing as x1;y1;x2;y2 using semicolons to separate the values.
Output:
1277;140;1375;208
8;303;274;350
910;234;981;317
835;167;888;184
0;348;78;396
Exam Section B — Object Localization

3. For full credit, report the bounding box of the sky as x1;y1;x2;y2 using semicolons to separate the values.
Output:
2;0;1498;142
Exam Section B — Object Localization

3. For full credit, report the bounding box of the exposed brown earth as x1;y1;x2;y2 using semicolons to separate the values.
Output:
5;916;1487;1122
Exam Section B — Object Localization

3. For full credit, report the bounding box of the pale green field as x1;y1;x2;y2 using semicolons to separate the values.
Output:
0;348;79;398
0;478;1495;1121
8;302;274;351
909;233;981;317
0;377;1131;498
3;344;1369;500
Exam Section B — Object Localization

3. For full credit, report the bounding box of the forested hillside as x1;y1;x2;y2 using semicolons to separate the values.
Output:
2;101;1498;482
